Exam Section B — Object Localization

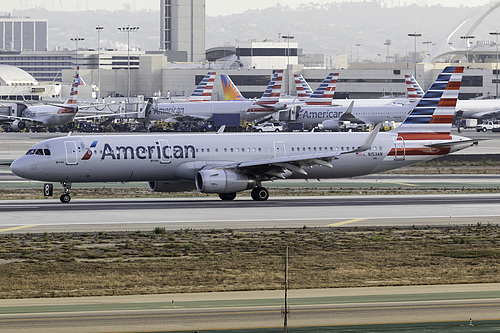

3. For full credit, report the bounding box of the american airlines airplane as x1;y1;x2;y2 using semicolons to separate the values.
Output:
150;70;286;122
0;67;81;130
10;67;475;203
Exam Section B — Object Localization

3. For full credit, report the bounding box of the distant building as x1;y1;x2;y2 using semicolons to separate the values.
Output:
160;0;206;62
0;15;47;52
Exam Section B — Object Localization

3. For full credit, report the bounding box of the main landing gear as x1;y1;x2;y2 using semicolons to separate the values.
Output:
59;181;72;203
217;187;270;201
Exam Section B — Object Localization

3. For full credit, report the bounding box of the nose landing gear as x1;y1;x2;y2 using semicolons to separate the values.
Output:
59;181;72;203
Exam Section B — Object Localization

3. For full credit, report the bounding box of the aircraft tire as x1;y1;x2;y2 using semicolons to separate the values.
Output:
251;187;269;201
219;193;236;201
67;122;75;130
60;194;71;203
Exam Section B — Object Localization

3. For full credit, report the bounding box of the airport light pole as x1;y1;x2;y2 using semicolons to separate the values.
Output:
118;25;139;102
408;32;421;78
282;34;294;95
355;43;361;62
423;40;433;61
460;35;475;63
490;31;500;98
384;39;391;62
70;37;84;69
96;26;103;100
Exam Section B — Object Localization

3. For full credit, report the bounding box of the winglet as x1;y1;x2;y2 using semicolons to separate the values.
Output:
216;125;226;134
339;101;355;121
347;123;382;154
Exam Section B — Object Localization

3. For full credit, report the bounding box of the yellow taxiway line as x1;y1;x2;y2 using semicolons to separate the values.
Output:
0;225;39;233
327;218;367;227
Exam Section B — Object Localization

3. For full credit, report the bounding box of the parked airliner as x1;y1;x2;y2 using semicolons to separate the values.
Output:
150;70;286;122
10;67;476;203
0;67;81;130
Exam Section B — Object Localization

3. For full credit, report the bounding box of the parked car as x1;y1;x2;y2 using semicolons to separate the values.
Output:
476;120;500;132
252;122;284;132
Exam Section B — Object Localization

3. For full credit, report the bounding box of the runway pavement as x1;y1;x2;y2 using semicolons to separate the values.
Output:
1;284;499;332
1;194;500;233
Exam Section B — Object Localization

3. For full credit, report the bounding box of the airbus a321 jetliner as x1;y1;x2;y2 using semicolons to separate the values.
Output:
11;67;476;203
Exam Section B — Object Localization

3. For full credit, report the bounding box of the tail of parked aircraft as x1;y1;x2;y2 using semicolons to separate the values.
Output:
188;72;216;102
255;69;283;106
63;66;80;108
409;74;424;98
305;72;339;106
396;66;463;136
405;75;420;101
220;74;248;101
294;74;314;101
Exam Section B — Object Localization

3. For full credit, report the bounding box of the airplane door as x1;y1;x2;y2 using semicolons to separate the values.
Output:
64;141;78;165
158;140;171;164
273;141;286;158
393;136;405;161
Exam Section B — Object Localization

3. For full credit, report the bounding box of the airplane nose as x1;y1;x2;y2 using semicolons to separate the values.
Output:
10;158;26;178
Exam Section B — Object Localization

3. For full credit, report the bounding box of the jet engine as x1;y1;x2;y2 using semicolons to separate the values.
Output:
321;119;340;131
11;120;26;131
148;180;196;192
273;102;287;111
195;169;256;194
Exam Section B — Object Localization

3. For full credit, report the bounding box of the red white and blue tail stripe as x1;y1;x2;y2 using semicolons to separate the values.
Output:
409;74;424;98
188;72;216;102
405;75;420;101
305;73;338;106
64;66;79;106
255;69;283;105
294;74;314;101
396;66;463;136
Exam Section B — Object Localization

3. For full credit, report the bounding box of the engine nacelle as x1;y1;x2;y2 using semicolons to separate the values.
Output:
321;119;340;131
11;120;26;131
195;169;256;194
148;180;196;193
273;102;287;111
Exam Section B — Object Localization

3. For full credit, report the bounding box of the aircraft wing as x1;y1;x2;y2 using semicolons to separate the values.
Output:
231;124;381;178
0;114;42;124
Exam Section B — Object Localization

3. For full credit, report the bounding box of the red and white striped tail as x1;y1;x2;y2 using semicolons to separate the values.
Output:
188;71;216;102
397;66;463;136
65;66;79;105
305;73;338;106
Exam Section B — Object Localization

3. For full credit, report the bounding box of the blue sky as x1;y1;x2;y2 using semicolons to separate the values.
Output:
0;0;494;16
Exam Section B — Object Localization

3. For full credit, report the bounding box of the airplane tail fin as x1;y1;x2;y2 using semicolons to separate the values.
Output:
188;72;216;102
409;74;424;98
405;75;420;101
255;69;283;105
220;74;247;101
305;72;338;106
64;66;80;107
294;74;313;101
396;66;463;136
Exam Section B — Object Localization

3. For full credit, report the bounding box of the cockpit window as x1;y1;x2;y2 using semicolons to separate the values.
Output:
26;148;51;156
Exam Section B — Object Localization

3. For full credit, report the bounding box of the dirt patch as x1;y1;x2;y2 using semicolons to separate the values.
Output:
1;225;499;299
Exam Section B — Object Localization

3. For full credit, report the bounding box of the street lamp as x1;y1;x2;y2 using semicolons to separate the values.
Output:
118;25;139;102
490;31;500;98
460;35;475;63
96;26;103;100
281;34;294;95
384;39;391;62
355;43;362;62
408;32;422;78
423;40;433;61
70;36;84;68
